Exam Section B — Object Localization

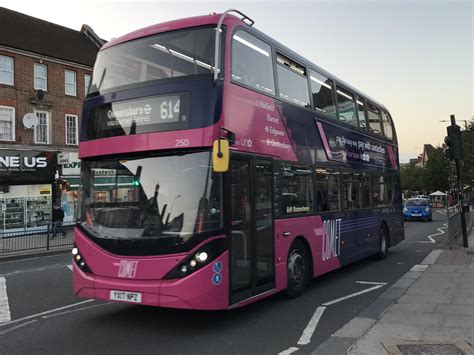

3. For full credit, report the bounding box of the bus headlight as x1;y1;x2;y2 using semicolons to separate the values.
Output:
72;244;92;273
163;238;228;279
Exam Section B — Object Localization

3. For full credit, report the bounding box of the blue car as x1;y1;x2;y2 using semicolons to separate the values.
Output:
404;198;432;222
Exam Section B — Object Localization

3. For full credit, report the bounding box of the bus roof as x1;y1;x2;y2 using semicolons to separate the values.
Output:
102;11;388;112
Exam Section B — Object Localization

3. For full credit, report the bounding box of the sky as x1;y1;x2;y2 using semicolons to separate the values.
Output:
3;0;473;163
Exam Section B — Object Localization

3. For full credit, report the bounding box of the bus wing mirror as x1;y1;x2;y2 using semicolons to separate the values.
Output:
212;139;229;173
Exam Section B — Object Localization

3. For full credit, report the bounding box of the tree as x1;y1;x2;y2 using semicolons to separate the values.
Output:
423;147;452;192
400;162;424;194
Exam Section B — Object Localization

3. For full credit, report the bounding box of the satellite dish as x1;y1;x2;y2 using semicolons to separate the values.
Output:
23;113;39;129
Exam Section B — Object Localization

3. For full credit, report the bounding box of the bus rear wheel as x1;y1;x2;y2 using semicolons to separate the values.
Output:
375;225;389;260
286;239;310;298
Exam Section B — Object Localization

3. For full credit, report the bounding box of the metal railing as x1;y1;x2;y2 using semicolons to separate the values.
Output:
0;223;74;255
447;203;473;244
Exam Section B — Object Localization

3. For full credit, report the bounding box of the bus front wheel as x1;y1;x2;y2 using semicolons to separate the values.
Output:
286;239;310;298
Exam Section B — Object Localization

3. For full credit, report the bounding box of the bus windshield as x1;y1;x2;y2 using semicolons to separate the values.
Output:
80;151;222;256
89;26;216;94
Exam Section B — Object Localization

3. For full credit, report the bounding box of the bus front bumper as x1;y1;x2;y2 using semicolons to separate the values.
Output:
73;251;230;310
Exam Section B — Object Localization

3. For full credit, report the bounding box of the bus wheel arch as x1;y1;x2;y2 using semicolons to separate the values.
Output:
375;222;389;260
285;236;312;298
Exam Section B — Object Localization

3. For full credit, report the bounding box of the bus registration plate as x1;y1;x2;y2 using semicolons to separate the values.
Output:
110;290;142;303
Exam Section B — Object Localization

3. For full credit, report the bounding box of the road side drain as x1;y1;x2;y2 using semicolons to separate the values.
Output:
383;341;473;355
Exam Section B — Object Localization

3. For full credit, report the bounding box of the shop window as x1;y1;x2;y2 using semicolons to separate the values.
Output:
276;53;310;107
65;70;77;96
0;106;15;141
65;114;78;145
0;55;14;85
281;164;313;215
315;168;340;212
34;63;47;91
231;30;275;95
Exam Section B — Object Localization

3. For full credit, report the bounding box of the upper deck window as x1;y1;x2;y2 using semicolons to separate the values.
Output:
310;69;336;119
90;27;216;94
356;96;368;130
367;102;382;135
336;86;357;126
276;54;310;107
231;30;275;95
381;110;394;140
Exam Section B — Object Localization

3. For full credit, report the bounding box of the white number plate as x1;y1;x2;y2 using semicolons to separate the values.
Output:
412;213;421;217
110;290;142;303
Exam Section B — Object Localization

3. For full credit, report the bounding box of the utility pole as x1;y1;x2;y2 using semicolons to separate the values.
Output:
444;114;468;247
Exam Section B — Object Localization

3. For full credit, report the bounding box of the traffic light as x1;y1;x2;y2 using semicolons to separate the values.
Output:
444;124;463;160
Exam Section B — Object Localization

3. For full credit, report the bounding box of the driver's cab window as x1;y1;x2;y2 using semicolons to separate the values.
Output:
336;85;357;126
231;30;275;95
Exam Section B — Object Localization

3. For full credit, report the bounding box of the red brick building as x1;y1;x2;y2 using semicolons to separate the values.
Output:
0;7;103;230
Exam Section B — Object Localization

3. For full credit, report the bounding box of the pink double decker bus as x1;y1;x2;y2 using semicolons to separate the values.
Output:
73;10;404;309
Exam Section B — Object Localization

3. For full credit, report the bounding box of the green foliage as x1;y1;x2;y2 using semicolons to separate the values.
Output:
461;130;474;186
401;147;452;193
400;162;424;192
423;147;452;192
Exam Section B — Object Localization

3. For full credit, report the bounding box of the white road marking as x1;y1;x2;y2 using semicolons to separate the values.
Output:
0;277;11;323
426;223;447;243
67;265;73;271
277;347;299;355
436;210;447;215
297;306;326;345
0;320;37;336
0;299;94;328
322;284;386;307
3;264;71;276
42;303;111;319
355;281;387;286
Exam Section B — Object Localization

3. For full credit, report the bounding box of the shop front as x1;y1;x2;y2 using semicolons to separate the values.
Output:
0;150;57;232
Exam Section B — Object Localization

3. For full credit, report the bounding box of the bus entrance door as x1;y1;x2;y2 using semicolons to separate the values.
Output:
229;158;275;305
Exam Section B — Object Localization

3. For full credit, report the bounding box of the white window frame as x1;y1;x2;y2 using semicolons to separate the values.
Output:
0;55;14;86
34;110;50;144
34;63;48;91
84;74;91;97
65;114;79;145
65;70;77;96
0;105;15;141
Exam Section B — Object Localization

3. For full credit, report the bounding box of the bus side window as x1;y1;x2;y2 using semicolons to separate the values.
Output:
371;175;387;207
231;30;275;95
356;96;368;130
310;69;337;119
281;164;313;216
336;86;357;126
367;102;382;135
381;110;394;140
276;53;310;108
315;168;340;212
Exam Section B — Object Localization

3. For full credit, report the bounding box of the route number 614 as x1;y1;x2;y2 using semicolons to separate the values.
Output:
160;99;180;120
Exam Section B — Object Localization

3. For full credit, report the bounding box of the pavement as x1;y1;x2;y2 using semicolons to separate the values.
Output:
314;226;474;355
